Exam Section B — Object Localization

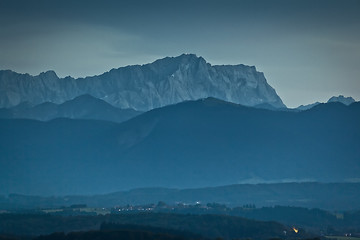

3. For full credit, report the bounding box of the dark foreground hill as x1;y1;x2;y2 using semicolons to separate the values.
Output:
0;213;308;240
34;230;200;240
0;98;359;196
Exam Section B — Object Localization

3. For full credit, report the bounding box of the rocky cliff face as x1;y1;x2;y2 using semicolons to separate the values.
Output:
0;54;285;110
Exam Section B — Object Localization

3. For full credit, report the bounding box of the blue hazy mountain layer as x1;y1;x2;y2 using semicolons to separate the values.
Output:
0;98;359;196
0;94;141;123
2;182;360;211
295;95;356;111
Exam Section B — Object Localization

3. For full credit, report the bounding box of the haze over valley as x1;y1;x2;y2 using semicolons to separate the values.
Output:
1;54;359;197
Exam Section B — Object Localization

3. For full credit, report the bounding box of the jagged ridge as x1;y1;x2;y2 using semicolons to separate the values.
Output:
0;54;285;110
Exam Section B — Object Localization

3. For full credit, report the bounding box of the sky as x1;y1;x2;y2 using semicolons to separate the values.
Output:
0;0;359;108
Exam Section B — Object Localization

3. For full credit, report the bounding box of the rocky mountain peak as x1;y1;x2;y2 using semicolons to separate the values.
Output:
327;95;355;105
39;70;58;79
0;54;286;110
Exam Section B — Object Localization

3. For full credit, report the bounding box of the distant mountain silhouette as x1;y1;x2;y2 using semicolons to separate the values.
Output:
2;182;360;211
0;54;285;110
296;95;357;111
0;98;359;195
0;94;141;123
327;95;355;105
296;102;321;111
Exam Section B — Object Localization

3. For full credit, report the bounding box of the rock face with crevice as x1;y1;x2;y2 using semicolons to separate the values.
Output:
0;54;285;110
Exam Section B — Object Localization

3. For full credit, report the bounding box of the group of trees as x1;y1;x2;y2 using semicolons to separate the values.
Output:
35;230;191;240
0;212;310;240
1;208;360;239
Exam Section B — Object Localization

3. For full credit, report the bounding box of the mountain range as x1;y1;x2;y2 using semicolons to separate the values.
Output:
0;54;359;200
296;95;355;111
0;98;359;196
0;54;285;110
0;94;354;123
